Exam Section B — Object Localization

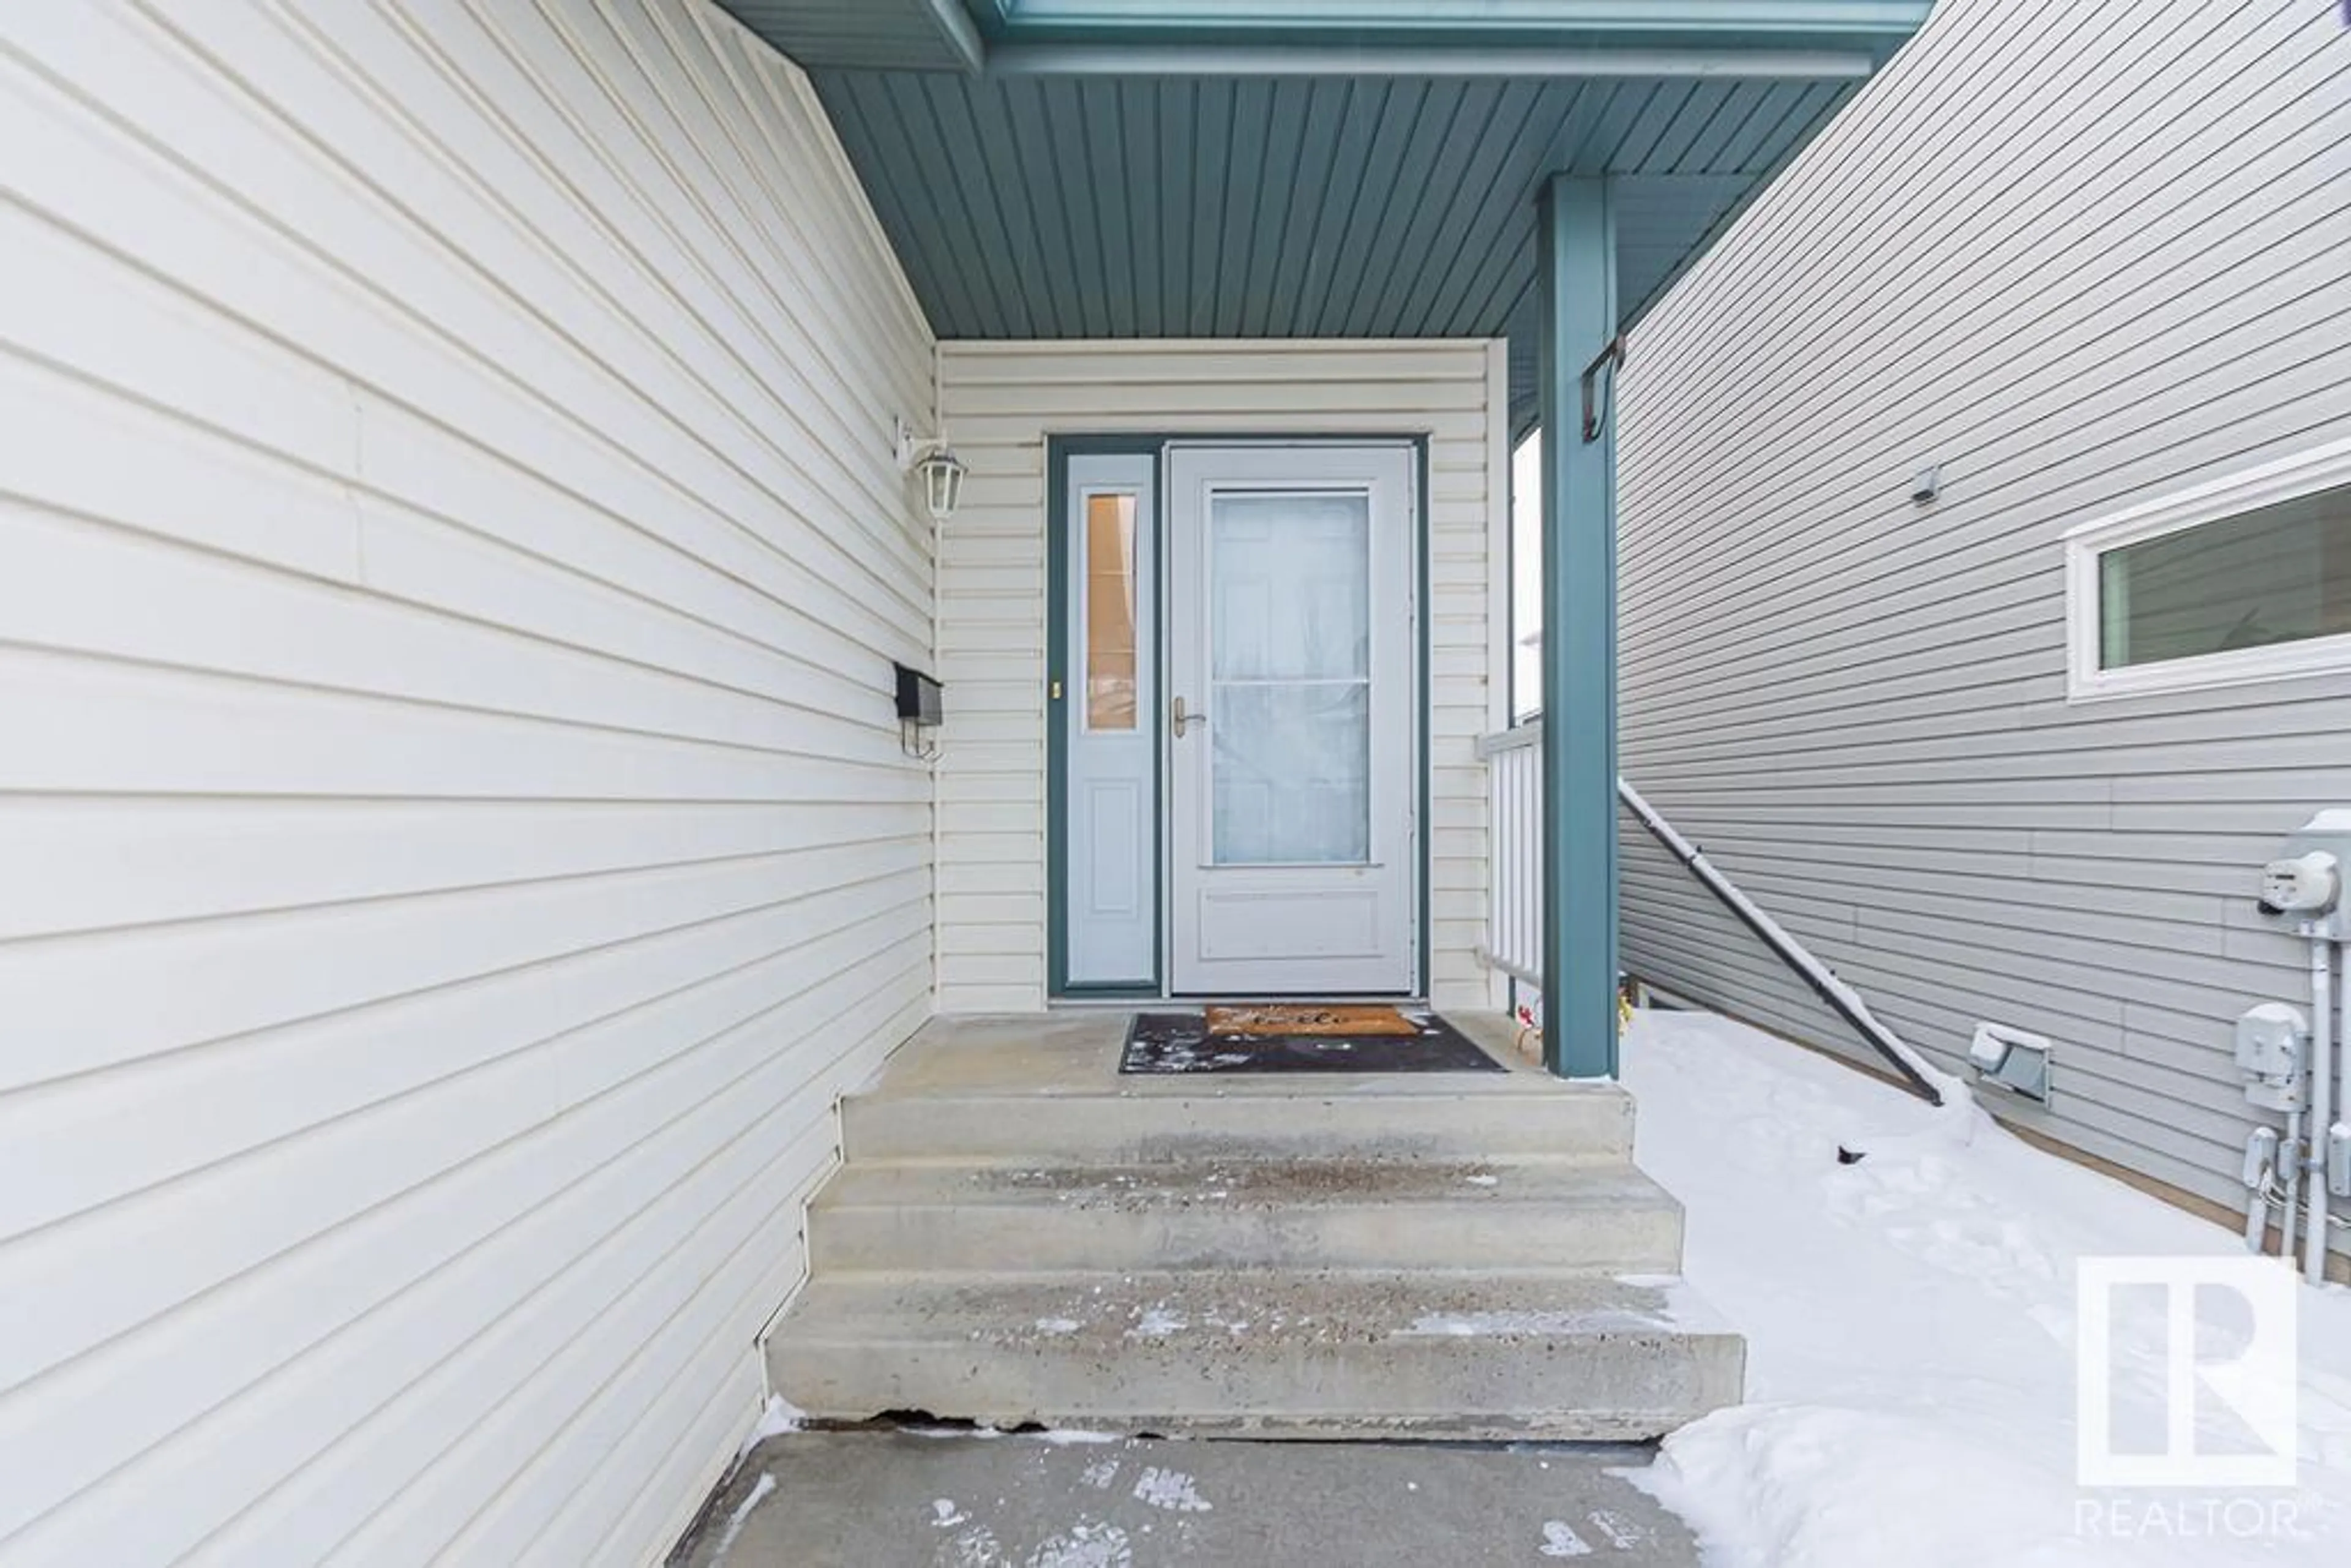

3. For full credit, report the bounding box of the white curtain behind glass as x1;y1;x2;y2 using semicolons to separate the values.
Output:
1209;491;1372;864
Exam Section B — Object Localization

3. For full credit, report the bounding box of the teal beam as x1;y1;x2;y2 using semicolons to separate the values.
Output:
923;0;990;69
1537;174;1619;1081
989;0;1933;52
984;44;1875;76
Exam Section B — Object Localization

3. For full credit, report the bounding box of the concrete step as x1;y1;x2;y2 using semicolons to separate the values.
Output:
842;1086;1634;1167
808;1159;1684;1277
765;1270;1743;1442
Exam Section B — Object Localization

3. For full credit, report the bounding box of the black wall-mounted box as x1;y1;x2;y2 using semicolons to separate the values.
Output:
894;662;943;727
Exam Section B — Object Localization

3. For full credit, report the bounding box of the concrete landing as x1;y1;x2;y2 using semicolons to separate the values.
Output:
673;1430;1699;1567
843;1013;1634;1168
766;1013;1744;1442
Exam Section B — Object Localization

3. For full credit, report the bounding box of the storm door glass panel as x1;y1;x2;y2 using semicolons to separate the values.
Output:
1209;490;1372;865
1084;493;1139;729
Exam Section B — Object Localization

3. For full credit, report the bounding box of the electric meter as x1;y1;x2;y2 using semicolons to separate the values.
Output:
2260;812;2351;939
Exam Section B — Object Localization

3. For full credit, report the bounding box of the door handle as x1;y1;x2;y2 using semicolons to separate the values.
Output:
1172;695;1207;737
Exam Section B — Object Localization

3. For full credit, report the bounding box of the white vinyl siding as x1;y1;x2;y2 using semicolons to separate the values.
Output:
0;2;934;1564
935;340;1511;1013
1615;0;2351;1253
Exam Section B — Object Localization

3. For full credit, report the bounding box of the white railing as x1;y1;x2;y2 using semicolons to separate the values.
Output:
1477;718;1543;987
1477;732;1949;1103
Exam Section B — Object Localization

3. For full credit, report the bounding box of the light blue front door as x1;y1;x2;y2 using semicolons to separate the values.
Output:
1063;452;1158;988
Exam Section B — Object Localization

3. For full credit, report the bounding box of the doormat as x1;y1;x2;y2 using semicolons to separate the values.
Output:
1204;1003;1422;1038
1120;1008;1505;1075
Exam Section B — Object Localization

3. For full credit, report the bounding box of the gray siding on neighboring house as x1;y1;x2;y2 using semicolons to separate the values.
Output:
0;2;934;1562
1614;0;2351;1248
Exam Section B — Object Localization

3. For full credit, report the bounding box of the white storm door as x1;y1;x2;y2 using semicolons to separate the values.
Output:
1166;444;1417;995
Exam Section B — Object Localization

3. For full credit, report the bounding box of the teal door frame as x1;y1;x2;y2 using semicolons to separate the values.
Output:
1046;432;1433;1002
1047;434;1167;1000
1537;174;1621;1079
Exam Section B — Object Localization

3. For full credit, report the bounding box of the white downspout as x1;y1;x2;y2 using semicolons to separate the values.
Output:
2278;981;2311;1266
2312;936;2340;1284
2278;1105;2303;1265
2277;943;2328;1269
2244;1150;2271;1251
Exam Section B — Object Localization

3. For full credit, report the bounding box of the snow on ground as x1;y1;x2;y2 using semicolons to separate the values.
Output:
737;1394;804;1458
706;1471;776;1565
1622;1007;2351;1567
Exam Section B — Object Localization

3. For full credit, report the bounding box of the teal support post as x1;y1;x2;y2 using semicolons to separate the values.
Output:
1536;174;1619;1080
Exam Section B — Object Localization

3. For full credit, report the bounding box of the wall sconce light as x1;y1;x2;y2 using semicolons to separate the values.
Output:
894;415;967;524
917;445;967;523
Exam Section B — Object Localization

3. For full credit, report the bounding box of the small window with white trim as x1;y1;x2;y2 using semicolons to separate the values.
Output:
2066;438;2351;700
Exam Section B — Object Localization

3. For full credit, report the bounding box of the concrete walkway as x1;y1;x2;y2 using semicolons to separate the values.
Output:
676;1429;1698;1567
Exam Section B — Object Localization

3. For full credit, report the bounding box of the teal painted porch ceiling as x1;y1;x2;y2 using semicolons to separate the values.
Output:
808;70;1847;418
714;2;1928;421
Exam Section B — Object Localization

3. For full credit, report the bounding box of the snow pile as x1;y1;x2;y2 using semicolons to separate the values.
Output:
738;1392;805;1458
1621;1008;2351;1566
707;1471;776;1564
1401;1309;1620;1338
1130;1465;1213;1512
902;1423;1122;1445
1125;1305;1186;1338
